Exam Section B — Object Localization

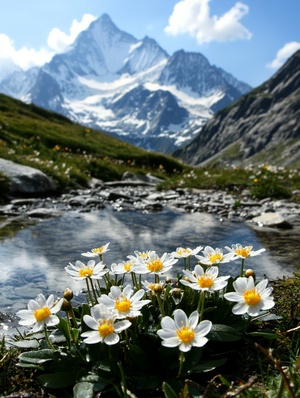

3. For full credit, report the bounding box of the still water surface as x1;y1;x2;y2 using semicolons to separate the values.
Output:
0;208;298;315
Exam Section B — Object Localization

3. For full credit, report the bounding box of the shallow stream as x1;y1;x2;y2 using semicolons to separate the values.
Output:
1;207;299;318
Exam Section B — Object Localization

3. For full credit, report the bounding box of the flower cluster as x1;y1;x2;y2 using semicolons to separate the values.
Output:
16;241;275;396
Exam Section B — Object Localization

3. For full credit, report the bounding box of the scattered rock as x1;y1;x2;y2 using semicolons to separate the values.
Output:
250;212;293;229
0;158;56;195
0;165;299;230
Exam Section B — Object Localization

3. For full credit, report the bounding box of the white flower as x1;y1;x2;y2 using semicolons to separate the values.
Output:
133;250;151;261
225;244;265;259
65;260;108;280
16;294;63;332
81;242;110;258
111;258;136;275
224;276;275;316
195;246;234;266
172;246;203;258
97;285;150;319
81;303;131;345
180;265;230;292
157;309;212;352
134;251;178;275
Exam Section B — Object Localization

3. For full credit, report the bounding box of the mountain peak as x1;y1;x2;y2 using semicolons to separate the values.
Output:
0;13;252;155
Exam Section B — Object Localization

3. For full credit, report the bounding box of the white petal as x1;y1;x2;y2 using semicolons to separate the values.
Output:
157;329;177;339
179;342;192;352
193;336;208;347
188;311;199;329
195;320;212;336
46;295;54;308
194;264;204;276
51;298;63;314
45;315;60;327
104;333;119;345
83;315;98;330
232;302;248;315
174;309;188;329
17;309;35;320
82;331;102;344
114;320;131;332
161;337;180;348
161;316;175;330
224;292;242;302
233;277;248;293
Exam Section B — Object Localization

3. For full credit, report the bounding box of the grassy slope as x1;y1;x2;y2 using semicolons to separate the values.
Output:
0;93;184;192
0;93;299;200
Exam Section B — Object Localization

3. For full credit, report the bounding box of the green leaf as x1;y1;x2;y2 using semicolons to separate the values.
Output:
56;316;71;343
73;382;94;398
247;331;278;340
208;324;242;342
13;339;39;349
193;358;227;373
79;374;109;391
17;363;44;370
163;381;179;398
37;370;78;389
18;349;58;364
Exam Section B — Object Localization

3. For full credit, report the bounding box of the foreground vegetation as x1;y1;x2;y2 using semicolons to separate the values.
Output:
1;93;300;397
1;243;300;398
0;93;300;202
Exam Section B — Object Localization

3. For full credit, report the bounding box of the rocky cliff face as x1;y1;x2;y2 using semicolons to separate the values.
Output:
173;50;300;167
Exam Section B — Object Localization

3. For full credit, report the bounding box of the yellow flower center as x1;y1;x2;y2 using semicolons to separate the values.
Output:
176;326;195;343
123;262;133;272
197;275;214;288
98;321;114;337
235;246;252;258
177;248;191;256
79;268;93;277
147;258;163;272
115;298;131;313
138;251;150;259
208;253;222;263
243;289;261;305
92;246;105;254
34;307;51;322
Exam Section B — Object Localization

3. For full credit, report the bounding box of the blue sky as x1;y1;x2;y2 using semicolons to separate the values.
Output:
0;0;299;87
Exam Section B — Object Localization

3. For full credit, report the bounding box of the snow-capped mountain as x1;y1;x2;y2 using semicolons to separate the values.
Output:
0;13;251;154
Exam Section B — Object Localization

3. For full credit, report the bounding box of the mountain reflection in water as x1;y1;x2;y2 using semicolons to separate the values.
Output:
0;208;298;314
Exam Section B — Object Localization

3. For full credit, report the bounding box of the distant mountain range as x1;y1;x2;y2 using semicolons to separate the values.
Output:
0;13;251;154
173;50;300;168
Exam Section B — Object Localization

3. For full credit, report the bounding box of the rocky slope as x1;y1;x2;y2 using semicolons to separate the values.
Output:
173;50;300;168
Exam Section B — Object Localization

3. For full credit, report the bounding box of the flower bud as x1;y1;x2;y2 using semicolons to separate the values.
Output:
63;288;74;301
61;298;72;311
170;288;182;299
245;269;256;279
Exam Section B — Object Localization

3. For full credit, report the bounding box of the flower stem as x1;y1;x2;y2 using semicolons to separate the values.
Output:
240;258;245;277
177;351;185;378
197;291;206;321
156;293;165;317
85;278;94;305
43;325;54;350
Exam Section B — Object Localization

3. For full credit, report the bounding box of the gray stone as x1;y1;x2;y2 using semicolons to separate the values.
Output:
0;158;56;195
250;212;293;229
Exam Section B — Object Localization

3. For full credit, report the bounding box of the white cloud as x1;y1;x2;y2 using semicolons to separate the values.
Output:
267;42;300;69
0;33;53;70
47;13;96;53
0;13;96;72
165;0;252;44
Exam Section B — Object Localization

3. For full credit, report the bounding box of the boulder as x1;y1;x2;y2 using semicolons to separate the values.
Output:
250;212;293;229
0;158;56;195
